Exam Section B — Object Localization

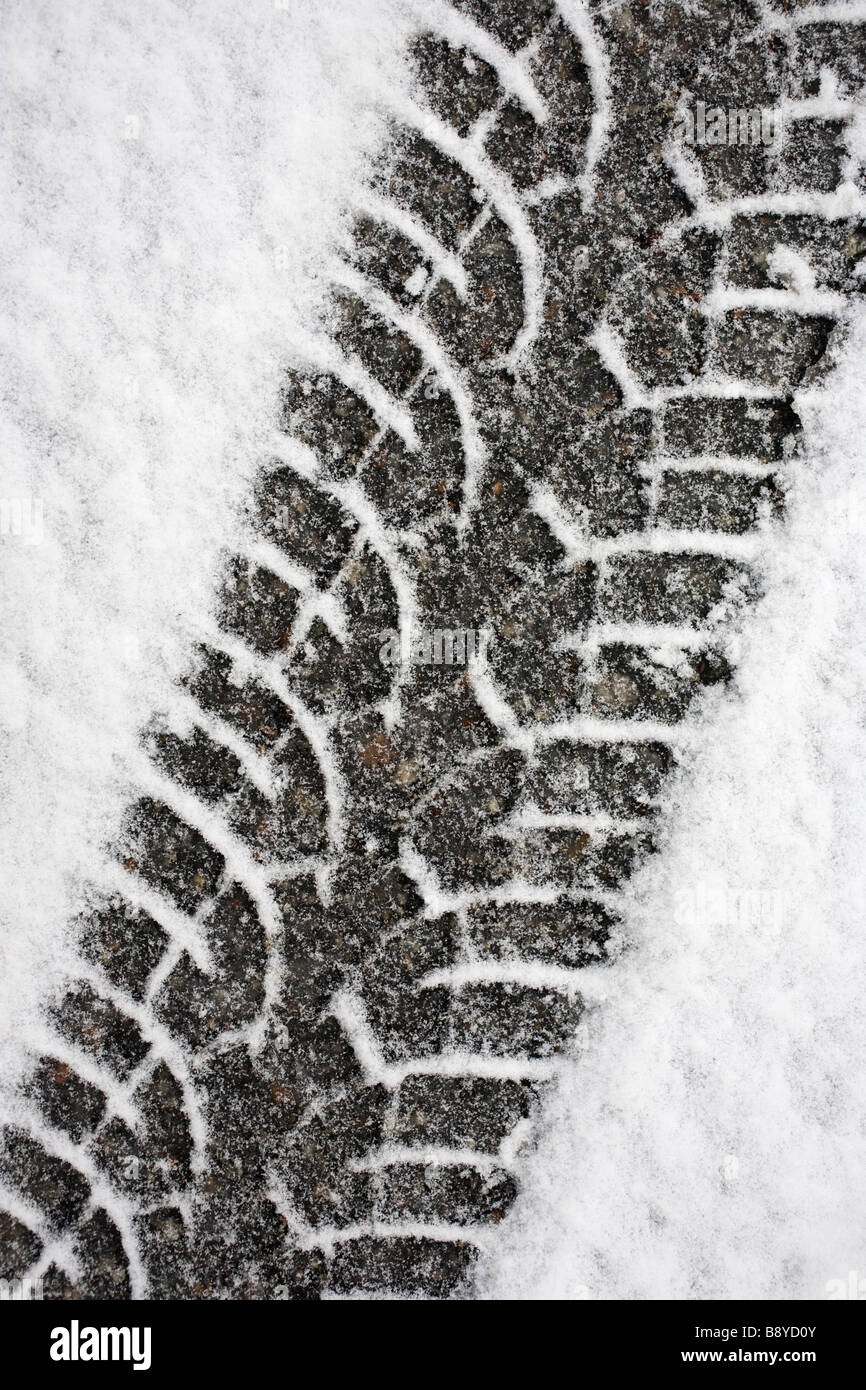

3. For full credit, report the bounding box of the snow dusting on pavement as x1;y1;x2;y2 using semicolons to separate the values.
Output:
0;0;411;1093
482;303;866;1301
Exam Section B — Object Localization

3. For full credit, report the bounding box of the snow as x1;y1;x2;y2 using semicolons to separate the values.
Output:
386;87;545;372
0;0;413;1092
2;0;866;1303
480;304;866;1301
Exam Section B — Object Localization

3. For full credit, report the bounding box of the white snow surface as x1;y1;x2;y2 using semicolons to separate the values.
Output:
0;0;413;1090
481;307;866;1302
2;0;865;1303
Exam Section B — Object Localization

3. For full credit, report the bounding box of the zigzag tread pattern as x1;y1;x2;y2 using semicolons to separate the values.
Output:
2;0;865;1300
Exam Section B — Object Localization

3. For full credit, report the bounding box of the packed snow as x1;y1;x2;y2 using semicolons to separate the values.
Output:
481;304;866;1301
0;0;412;1093
2;0;865;1303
